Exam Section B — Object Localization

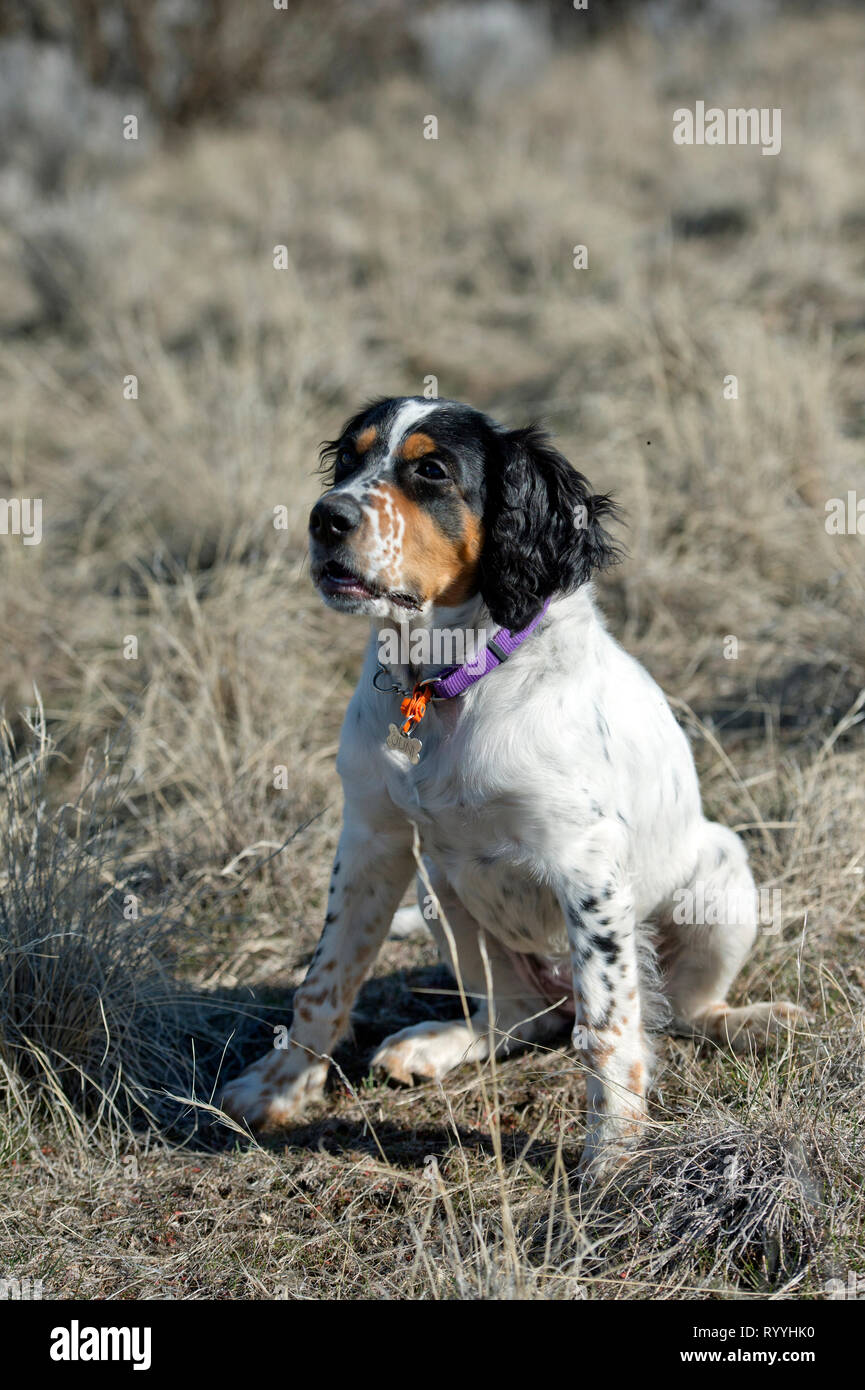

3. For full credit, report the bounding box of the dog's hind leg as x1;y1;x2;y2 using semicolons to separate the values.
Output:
658;820;806;1051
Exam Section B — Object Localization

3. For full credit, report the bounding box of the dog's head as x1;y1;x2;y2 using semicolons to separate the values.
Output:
310;397;620;629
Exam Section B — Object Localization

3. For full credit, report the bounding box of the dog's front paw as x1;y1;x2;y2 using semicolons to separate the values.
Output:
577;1146;632;1187
371;1020;480;1085
220;1051;327;1130
577;1110;646;1187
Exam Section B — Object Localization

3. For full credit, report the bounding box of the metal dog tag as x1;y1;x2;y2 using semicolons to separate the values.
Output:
386;723;422;764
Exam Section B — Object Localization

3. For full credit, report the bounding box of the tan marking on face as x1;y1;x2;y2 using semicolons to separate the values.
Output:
400;431;436;461
358;485;484;605
628;1061;644;1093
360;484;406;585
355;425;377;454
437;513;485;606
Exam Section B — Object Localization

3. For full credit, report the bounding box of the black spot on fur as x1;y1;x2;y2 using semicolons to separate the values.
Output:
591;932;618;962
589;1001;614;1033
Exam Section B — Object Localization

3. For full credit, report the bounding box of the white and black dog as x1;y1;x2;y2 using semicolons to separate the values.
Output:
222;396;802;1175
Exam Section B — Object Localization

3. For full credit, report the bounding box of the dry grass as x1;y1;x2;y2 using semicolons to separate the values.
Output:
0;4;863;1299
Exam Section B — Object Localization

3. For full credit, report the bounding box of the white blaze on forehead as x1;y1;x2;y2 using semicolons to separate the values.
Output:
385;399;438;459
333;400;439;502
363;483;406;584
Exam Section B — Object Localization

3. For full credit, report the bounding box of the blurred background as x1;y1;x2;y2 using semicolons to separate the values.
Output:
0;0;863;1299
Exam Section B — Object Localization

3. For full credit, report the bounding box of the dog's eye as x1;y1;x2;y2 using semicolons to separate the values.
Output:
334;447;355;477
416;458;448;481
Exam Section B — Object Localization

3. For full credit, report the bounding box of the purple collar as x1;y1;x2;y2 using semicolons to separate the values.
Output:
374;597;552;703
429;596;551;698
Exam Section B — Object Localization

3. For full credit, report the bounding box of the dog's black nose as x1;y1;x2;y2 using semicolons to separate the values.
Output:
309;495;363;544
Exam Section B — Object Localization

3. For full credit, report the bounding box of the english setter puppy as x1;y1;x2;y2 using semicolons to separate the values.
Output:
222;396;802;1176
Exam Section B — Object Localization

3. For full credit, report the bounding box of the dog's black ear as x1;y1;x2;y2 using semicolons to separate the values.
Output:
477;425;621;631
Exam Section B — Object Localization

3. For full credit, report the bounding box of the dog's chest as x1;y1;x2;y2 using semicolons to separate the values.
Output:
376;706;566;951
377;698;496;832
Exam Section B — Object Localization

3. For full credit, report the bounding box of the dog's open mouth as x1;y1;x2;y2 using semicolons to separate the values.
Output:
318;560;419;610
320;559;380;601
